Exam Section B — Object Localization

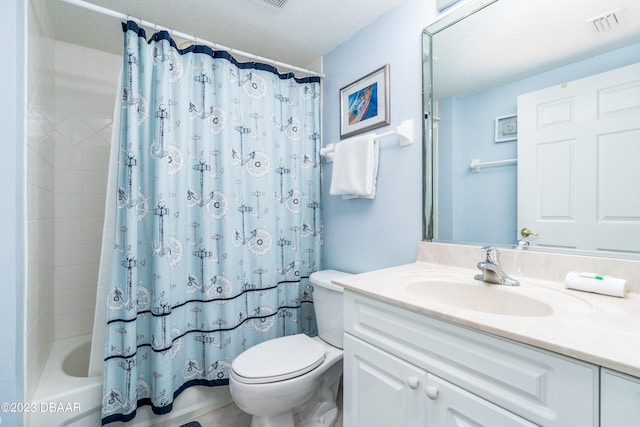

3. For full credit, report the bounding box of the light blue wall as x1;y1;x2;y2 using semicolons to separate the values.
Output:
438;42;640;246
322;0;438;274
0;0;25;425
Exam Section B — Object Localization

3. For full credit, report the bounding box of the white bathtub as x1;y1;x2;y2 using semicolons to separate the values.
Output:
29;335;233;427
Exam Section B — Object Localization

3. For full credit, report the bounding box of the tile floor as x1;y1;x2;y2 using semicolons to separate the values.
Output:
192;402;252;427
192;387;343;426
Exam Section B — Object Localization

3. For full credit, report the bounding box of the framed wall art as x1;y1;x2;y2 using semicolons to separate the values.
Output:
495;114;517;143
340;64;390;139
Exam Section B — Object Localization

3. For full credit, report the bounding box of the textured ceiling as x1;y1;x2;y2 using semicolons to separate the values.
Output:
45;0;403;72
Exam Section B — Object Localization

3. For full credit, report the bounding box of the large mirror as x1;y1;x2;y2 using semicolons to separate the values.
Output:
423;0;640;257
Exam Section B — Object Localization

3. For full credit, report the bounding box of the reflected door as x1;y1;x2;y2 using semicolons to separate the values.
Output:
517;63;640;254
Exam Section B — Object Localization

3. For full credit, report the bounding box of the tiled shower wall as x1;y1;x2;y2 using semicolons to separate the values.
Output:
26;0;56;399
26;0;121;397
51;41;120;340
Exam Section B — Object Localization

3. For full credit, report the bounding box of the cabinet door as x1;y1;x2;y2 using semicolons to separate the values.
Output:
426;373;537;427
601;368;640;427
344;334;428;427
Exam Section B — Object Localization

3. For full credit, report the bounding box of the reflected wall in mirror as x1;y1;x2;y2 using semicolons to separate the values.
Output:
423;0;640;257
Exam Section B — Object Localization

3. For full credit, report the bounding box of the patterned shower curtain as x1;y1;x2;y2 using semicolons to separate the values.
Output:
101;21;322;424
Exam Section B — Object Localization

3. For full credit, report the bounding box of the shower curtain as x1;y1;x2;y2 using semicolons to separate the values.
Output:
97;21;322;424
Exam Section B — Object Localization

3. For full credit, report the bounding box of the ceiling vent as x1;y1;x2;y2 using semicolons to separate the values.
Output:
586;8;621;32
251;0;289;9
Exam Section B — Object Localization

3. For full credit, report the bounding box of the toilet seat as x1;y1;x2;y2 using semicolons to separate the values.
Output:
232;334;326;384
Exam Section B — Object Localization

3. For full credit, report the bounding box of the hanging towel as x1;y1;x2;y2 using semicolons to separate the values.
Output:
329;134;379;199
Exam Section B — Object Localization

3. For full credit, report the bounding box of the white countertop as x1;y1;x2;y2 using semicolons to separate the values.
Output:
335;261;640;378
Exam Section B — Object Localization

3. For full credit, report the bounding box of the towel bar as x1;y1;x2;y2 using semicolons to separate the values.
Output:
320;119;414;163
469;158;517;173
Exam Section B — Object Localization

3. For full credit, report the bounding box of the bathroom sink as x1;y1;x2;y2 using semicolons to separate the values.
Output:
406;277;554;317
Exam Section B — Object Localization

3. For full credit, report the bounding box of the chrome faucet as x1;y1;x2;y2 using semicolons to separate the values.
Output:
474;246;520;286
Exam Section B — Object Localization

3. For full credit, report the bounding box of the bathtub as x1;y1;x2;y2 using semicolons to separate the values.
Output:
29;335;233;427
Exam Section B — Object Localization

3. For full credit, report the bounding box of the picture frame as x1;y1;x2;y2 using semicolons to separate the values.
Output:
495;114;518;143
340;64;390;139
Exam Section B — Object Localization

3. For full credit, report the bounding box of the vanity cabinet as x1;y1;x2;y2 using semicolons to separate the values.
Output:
344;334;428;426
601;368;640;426
344;334;537;427
426;373;538;426
343;291;599;426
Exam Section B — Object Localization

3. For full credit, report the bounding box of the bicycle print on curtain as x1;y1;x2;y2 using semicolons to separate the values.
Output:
101;21;322;424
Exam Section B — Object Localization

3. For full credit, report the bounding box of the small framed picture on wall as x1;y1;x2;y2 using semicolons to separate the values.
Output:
495;114;517;143
339;64;390;139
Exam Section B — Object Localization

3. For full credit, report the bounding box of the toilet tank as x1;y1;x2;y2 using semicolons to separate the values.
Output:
310;270;351;349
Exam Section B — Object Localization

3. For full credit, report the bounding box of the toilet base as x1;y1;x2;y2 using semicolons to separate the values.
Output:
248;361;342;427
297;405;338;427
295;363;342;427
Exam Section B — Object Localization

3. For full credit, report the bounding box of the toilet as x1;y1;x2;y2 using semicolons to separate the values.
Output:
229;270;350;427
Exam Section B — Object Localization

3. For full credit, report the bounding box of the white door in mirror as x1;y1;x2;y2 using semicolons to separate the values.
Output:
517;62;640;253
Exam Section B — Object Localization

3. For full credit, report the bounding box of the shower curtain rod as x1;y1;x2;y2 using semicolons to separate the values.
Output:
57;0;325;78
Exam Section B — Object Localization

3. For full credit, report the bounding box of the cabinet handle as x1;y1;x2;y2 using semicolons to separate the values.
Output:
425;385;439;400
407;376;420;389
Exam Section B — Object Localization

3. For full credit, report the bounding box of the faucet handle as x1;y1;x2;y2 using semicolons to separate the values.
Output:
480;245;500;264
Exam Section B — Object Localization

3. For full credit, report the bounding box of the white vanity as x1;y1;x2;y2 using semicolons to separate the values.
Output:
395;0;640;422
336;242;640;426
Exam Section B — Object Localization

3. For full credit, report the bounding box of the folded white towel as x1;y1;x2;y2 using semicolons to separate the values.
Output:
564;271;628;298
329;135;379;199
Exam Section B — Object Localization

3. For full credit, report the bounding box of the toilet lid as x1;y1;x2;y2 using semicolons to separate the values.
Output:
232;334;326;384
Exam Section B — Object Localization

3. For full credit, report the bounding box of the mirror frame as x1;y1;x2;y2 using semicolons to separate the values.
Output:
422;0;498;242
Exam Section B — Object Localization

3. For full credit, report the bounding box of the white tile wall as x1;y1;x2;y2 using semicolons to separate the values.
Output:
27;0;56;400
51;40;120;340
26;0;121;398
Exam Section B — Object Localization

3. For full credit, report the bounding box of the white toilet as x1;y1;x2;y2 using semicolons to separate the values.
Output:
229;270;350;427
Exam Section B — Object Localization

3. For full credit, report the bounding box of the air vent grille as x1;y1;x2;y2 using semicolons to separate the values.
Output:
587;8;621;32
253;0;289;9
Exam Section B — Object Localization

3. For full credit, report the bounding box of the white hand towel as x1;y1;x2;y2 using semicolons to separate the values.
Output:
329;135;379;199
564;271;628;298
